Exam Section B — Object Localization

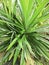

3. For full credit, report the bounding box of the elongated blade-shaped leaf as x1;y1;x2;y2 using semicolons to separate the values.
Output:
13;44;21;65
28;0;49;28
7;35;20;51
19;0;34;20
20;51;26;65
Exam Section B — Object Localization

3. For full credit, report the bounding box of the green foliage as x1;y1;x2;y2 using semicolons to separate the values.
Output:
0;0;49;65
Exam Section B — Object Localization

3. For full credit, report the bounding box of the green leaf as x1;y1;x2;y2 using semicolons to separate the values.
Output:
36;0;42;5
19;0;34;29
34;39;49;60
25;38;35;57
7;35;20;51
28;13;49;33
13;44;21;65
19;0;33;19
20;51;26;65
28;0;49;28
9;48;15;61
43;4;49;15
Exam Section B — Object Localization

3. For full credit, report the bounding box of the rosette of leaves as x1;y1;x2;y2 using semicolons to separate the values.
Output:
0;0;49;65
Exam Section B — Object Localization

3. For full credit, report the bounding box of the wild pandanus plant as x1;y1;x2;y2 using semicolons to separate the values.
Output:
0;0;49;65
